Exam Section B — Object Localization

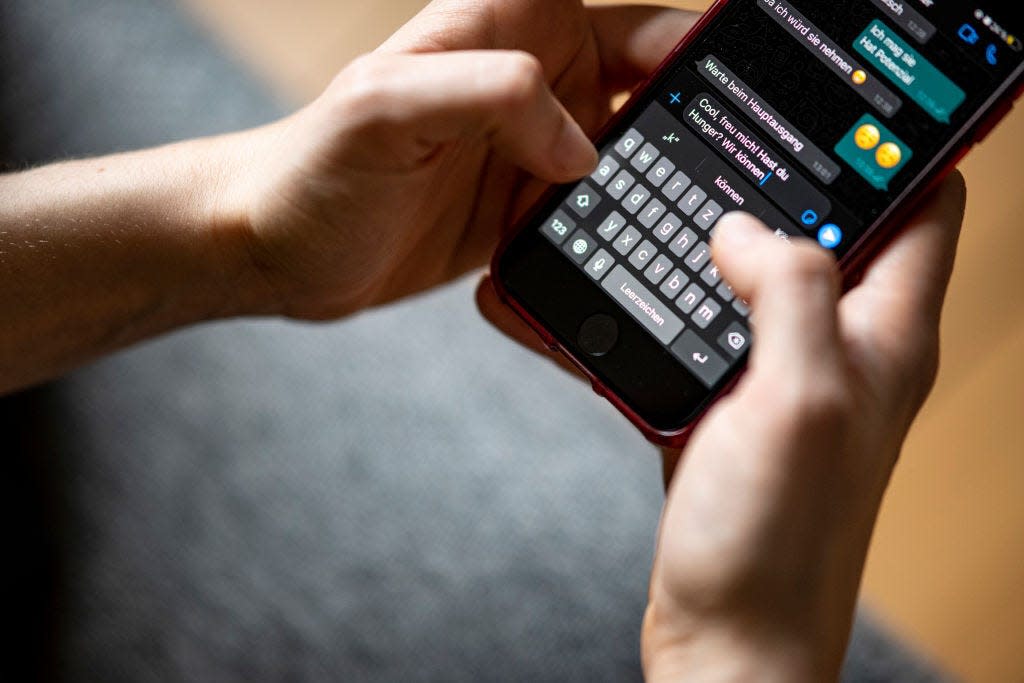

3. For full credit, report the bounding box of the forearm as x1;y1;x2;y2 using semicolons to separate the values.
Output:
0;134;265;394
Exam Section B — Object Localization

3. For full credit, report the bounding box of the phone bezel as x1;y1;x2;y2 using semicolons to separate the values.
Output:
492;0;1024;446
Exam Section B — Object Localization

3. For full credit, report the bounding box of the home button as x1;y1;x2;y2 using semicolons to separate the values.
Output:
578;314;619;357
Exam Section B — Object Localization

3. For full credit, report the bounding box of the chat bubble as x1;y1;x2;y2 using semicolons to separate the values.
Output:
757;0;903;118
684;93;832;225
854;20;965;123
697;55;842;184
834;113;913;190
868;0;936;44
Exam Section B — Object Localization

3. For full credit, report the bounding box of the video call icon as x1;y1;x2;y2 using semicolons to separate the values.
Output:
959;24;980;45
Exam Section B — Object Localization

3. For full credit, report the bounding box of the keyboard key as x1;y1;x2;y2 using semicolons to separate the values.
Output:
568;182;601;218
679;186;707;216
570;102;783;370
691;298;722;329
584;248;616;280
646;157;677;188
630;142;661;173
660;269;690;299
595;211;627;241
564;229;597;264
662;171;692;202
694;199;724;231
652;213;683;243
628;239;659;270
684;241;712;272
622;184;652;215
602;265;685;346
591;155;620;187
615;129;644;160
700;262;723;287
671;330;729;388
644;254;674;285
613;226;642;256
718;321;751;358
549;104;780;372
668;227;699;258
540;209;575;245
716;281;736;303
638;198;667;229
607;170;636;200
676;283;705;314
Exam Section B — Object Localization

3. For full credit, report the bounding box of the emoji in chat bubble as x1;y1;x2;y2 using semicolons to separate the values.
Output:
852;70;868;86
875;142;903;169
835;114;912;190
854;123;881;150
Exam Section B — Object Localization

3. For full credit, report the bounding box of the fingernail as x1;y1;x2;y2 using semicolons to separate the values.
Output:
554;120;598;176
714;213;764;249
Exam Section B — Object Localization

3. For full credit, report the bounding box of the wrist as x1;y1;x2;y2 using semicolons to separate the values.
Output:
202;108;383;321
185;127;282;319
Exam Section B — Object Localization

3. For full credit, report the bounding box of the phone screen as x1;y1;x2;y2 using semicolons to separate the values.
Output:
498;0;1023;436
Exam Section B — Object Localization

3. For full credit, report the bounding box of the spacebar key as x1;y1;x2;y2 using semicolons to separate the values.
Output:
601;265;685;345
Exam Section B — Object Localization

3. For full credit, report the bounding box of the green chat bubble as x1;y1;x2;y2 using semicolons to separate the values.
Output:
854;19;965;123
834;113;913;190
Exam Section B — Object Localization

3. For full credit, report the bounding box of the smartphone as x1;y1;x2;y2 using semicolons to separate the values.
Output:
493;0;1023;446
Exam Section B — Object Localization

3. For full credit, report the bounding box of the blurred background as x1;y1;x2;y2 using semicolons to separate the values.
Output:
1;0;1019;681
179;0;1023;679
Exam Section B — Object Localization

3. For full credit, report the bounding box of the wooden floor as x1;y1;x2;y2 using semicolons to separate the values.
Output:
181;1;1024;679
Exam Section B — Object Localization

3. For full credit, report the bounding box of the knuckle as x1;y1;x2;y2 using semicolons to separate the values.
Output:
492;52;546;106
330;54;394;120
773;243;837;285
753;368;853;437
784;376;854;435
913;343;941;397
947;169;968;206
890;325;941;403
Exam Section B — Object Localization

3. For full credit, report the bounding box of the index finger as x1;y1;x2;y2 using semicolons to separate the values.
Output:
475;275;586;378
841;172;966;331
589;5;700;91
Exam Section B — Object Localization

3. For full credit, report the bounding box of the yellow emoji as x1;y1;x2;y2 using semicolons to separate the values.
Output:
875;142;903;169
852;70;868;85
854;124;881;150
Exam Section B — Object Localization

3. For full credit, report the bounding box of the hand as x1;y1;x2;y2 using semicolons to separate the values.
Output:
0;1;703;393
478;174;967;681
214;1;700;320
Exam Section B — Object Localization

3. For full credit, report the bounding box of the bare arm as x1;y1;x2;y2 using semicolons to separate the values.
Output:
0;2;694;397
0;136;268;393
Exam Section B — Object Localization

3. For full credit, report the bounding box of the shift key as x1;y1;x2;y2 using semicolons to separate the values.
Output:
602;265;685;345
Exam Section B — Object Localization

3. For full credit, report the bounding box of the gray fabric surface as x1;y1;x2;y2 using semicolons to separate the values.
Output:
1;0;951;681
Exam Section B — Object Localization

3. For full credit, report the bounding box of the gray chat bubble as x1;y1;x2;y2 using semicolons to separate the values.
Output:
757;0;903;118
683;93;832;228
697;55;841;184
868;0;936;44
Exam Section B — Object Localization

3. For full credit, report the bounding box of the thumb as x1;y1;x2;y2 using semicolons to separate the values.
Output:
321;50;598;182
711;213;843;382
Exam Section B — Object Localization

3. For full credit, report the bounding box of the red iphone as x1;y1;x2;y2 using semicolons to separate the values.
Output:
493;0;1023;446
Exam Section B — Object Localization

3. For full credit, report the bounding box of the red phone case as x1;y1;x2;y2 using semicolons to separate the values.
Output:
491;0;1020;449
